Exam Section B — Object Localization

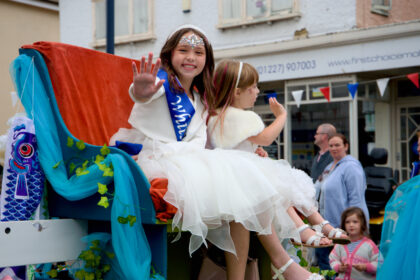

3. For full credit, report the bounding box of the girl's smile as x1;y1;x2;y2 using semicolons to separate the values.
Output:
171;31;206;86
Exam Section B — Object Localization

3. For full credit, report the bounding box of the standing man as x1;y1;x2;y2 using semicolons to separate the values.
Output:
310;123;336;183
311;123;336;274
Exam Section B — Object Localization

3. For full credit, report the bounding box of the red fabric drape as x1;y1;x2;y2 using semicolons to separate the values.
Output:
22;41;135;146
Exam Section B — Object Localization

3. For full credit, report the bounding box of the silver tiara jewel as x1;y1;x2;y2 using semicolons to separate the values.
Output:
179;34;205;49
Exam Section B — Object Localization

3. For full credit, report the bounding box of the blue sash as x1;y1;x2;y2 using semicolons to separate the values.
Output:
157;69;195;141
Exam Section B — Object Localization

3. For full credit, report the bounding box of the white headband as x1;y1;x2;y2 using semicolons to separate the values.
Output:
235;62;243;89
169;24;207;39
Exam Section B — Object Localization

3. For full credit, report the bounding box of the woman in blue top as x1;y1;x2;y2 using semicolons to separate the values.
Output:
315;133;369;270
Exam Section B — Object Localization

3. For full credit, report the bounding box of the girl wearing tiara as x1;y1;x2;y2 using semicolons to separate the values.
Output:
112;26;323;280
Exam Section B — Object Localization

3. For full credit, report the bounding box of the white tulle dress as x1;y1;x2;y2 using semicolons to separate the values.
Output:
111;85;316;255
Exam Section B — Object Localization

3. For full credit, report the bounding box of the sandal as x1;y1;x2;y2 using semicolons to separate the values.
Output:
271;259;324;280
312;220;350;244
291;224;332;248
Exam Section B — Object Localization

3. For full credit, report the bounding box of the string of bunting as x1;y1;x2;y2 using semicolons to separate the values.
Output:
288;72;419;108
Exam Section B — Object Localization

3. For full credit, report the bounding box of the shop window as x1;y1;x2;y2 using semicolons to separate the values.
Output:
92;0;154;47
218;0;300;29
371;0;391;16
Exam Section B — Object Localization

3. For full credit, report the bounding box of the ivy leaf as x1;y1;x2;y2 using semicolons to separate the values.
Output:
47;269;58;278
101;144;110;156
67;137;74;148
106;251;115;259
74;270;86;280
76;167;90;177
127;215;137;226
103;264;111;273
85;272;95;280
53;161;61;169
118;216;128;224
82;160;89;169
69;162;76;174
95;154;105;164
310;267;320;273
98;183;108;195
76;140;86;151
103;167;114;177
97;196;109;208
327;270;337;277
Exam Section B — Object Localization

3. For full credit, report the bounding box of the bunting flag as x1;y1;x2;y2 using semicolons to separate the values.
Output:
407;73;419;88
291;90;303;108
376;78;390;97
320;87;330;102
347;83;359;99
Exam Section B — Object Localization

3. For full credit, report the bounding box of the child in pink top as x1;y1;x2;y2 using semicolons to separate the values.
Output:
329;207;379;280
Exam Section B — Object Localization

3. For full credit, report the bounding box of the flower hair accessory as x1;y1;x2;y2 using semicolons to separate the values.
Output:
179;33;204;49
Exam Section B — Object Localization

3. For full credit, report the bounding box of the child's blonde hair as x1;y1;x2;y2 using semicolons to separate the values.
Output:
209;59;258;134
340;207;369;236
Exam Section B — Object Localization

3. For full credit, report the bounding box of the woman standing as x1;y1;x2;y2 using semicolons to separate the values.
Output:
315;133;369;271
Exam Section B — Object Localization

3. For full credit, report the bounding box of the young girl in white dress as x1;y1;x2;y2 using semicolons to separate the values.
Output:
111;26;323;280
207;59;350;249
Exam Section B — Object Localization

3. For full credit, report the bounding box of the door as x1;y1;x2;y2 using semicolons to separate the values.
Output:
396;105;420;181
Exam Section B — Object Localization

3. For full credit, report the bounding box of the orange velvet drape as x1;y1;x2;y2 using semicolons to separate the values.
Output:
22;41;135;146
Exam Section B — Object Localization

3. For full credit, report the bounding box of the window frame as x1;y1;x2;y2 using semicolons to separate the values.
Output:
91;0;155;48
217;0;300;30
371;0;391;16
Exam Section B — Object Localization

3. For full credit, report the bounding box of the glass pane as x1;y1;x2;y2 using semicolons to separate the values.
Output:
272;0;292;12
289;102;349;174
357;83;366;98
358;101;375;167
95;0;106;40
332;82;349;98
368;83;377;98
402;170;408;181
400;114;406;141
260;113;284;159
397;80;420;97
409;117;418;138
408;107;420;114
247;0;267;17
287;85;306;103
223;0;241;19
401;142;407;167
115;0;129;36
134;0;148;34
309;83;328;100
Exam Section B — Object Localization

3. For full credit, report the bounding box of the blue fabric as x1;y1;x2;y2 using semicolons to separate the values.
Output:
316;155;369;228
157;69;195;141
378;175;420;279
114;141;143;155
10;52;160;279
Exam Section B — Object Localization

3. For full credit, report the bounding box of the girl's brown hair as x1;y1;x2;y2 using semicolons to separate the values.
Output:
340;207;369;236
209;59;258;134
159;27;215;111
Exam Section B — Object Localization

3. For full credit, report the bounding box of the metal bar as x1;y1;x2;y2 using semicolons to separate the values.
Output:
106;0;115;54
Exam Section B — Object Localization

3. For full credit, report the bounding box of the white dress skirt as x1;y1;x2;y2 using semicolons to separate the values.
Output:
111;90;317;255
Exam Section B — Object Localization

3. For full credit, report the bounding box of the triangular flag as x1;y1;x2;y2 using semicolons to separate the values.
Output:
320;87;330;102
347;83;358;99
407;73;419;88
376;78;389;97
291;90;303;108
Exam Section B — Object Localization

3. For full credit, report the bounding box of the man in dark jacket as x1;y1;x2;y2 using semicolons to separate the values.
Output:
310;123;336;183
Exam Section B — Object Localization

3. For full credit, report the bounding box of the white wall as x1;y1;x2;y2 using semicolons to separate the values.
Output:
59;0;356;59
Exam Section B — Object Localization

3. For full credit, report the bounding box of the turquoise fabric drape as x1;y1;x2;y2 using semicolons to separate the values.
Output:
378;175;420;279
10;53;163;279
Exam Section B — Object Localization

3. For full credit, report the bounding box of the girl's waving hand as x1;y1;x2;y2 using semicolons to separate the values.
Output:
132;52;165;102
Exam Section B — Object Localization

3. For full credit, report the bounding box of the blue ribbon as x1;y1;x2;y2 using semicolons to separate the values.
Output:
157;69;195;141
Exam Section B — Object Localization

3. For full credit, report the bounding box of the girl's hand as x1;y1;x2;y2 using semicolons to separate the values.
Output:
255;147;268;157
132;155;139;161
338;263;348;273
132;52;165;101
269;97;286;118
353;263;367;271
